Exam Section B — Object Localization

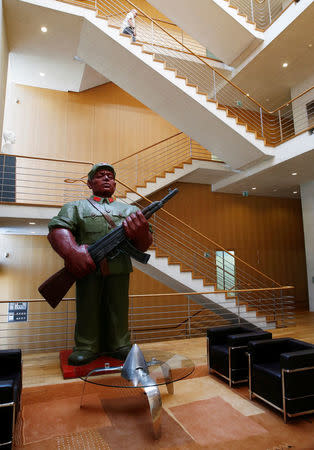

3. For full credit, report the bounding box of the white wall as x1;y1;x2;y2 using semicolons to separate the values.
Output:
291;74;314;134
0;0;8;141
300;180;314;311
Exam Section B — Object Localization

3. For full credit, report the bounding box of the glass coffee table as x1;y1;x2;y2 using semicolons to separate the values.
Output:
79;346;195;439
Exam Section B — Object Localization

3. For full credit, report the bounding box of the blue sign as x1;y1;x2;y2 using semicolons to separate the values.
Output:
8;302;28;322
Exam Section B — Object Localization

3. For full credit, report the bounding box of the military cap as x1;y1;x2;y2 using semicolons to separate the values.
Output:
88;162;116;180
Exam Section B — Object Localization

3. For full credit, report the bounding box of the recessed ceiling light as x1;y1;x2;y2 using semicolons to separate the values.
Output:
293;191;298;194
308;43;312;48
282;62;288;68
39;72;45;77
41;26;48;33
252;187;256;190
291;172;297;176
29;222;36;225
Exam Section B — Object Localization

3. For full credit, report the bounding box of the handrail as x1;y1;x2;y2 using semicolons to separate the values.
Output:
116;178;283;288
60;0;314;147
98;0;313;115
0;285;294;304
0;293;294;351
136;39;223;63
108;0;265;110
129;286;294;297
63;131;217;184
58;1;313;116
270;86;314;114
112;131;183;165
0;152;94;166
228;0;296;30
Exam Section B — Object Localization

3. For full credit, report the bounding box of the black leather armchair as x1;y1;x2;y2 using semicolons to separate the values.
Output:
0;349;22;449
207;325;272;386
248;338;314;422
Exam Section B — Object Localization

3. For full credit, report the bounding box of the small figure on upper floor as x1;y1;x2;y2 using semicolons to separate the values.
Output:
122;8;137;42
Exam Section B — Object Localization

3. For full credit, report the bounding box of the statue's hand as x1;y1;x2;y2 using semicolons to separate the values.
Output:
123;211;152;252
64;245;96;278
48;228;96;278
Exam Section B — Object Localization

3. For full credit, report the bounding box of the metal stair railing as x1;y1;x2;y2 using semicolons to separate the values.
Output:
57;0;314;147
227;0;295;30
0;150;295;330
115;181;295;329
111;133;220;198
1;288;284;352
60;0;223;61
0;134;217;206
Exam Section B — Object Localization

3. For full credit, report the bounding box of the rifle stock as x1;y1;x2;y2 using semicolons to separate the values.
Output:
38;188;178;308
38;267;76;309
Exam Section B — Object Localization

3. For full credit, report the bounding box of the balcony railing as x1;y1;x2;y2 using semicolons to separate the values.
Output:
0;133;218;206
57;0;314;146
0;135;295;343
228;0;295;30
0;284;294;352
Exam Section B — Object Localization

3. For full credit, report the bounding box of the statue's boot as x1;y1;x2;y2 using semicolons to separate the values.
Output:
68;350;98;366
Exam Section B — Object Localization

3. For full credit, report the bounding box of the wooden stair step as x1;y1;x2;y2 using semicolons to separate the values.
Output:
153;57;166;63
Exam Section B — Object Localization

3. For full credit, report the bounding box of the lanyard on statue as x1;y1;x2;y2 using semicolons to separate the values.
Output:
87;198;117;229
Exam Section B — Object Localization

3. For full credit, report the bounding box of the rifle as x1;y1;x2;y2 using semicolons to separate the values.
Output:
38;188;178;309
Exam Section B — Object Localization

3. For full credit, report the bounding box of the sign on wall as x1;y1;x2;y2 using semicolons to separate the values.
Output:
8;302;28;322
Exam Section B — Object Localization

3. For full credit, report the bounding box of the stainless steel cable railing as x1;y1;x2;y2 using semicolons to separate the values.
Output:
0;133;218;205
228;0;294;30
57;0;314;147
112;133;220;198
0;285;293;352
0;296;231;352
114;182;295;329
0;141;295;351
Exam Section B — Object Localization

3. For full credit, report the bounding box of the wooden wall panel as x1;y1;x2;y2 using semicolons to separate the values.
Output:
3;82;178;164
0;235;74;300
4;84;40;156
66;92;95;161
36;88;67;159
148;182;308;309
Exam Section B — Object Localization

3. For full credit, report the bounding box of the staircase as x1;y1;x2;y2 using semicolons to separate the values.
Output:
106;134;293;331
112;133;228;202
111;136;294;332
132;250;276;330
5;1;297;336
2;135;294;336
35;0;276;170
147;0;265;65
50;0;312;166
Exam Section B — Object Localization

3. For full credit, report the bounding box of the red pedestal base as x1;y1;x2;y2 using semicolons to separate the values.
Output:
59;349;123;379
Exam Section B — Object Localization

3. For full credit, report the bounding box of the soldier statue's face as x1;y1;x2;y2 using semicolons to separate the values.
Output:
87;169;116;198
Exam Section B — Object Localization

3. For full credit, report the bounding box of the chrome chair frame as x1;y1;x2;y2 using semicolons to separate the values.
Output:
207;337;250;387
0;401;16;448
248;353;314;423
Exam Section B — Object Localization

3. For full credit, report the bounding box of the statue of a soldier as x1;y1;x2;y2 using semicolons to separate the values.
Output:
48;163;153;366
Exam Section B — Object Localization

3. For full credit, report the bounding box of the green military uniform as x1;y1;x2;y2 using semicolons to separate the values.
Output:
48;195;139;356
